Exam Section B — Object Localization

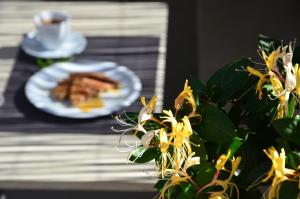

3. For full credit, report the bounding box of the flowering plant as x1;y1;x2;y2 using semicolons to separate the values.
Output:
114;35;300;199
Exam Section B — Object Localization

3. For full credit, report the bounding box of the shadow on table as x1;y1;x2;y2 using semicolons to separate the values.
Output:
0;36;159;133
0;46;19;59
5;190;156;199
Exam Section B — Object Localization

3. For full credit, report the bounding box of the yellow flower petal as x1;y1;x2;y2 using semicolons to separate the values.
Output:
210;156;241;199
270;76;286;119
247;66;265;78
162;110;178;130
138;96;157;124
159;128;169;153
262;47;281;70
261;147;298;199
215;150;231;171
247;66;268;99
295;64;300;97
159;174;190;199
174;80;199;118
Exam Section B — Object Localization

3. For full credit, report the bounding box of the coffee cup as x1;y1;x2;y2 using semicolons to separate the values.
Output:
33;11;70;50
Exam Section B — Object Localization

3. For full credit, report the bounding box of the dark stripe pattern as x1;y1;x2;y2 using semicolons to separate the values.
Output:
0;36;159;134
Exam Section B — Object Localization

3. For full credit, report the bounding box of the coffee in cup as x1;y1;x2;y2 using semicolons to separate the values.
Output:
33;11;70;50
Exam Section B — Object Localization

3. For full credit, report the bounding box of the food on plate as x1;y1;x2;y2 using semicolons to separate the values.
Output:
51;72;119;111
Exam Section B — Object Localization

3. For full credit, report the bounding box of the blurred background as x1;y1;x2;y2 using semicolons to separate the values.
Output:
0;0;300;198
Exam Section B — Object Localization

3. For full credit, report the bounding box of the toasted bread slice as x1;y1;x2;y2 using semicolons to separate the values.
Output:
70;72;119;88
51;79;71;100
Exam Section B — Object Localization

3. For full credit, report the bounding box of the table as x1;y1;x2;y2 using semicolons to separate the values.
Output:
0;1;167;193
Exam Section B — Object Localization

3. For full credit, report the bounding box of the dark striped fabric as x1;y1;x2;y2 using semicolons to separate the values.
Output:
0;36;159;133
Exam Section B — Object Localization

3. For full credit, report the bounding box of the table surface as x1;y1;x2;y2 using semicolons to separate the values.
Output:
0;1;167;192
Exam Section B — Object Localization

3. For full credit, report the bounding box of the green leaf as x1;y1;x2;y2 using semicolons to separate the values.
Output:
279;181;300;199
287;94;296;118
272;115;300;147
195;104;236;143
277;138;300;169
175;182;196;199
194;162;216;188
154;179;168;191
129;146;159;163
190;133;208;162
286;151;300;170
227;136;244;159
190;78;207;95
236;161;270;188
239;188;262;199
258;34;281;54
241;87;277;129
206;58;254;105
228;105;244;125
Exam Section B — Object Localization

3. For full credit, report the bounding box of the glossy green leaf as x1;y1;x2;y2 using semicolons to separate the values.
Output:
279;181;300;199
190;133;208;162
129;146;159;163
176;183;196;199
258;34;281;54
206;58;254;105
190;78;207;95
195;162;216;187
287;94;296;118
286;151;300;170
195;104;236;143
227;136;244;159
272;115;300;147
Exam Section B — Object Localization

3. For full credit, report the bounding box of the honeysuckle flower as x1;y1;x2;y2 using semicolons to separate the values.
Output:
161;110;178;130
262;147;296;199
112;96;159;151
209;157;241;199
141;130;156;148
247;47;281;100
159;152;200;199
112;96;157;141
159;173;191;199
295;64;300;98
262;47;281;70
155;109;200;198
159;128;170;177
196;152;240;199
173;116;192;150
209;196;223;199
138;96;157;132
174;80;200;118
281;44;297;115
282;46;296;92
160;111;195;173
183;152;200;172
270;75;286;119
247;67;268;99
215;150;231;171
161;110;192;152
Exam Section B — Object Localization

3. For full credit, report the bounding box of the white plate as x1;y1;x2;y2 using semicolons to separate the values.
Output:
21;32;87;59
25;61;142;118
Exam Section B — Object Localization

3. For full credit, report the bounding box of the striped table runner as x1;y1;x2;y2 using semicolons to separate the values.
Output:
0;1;167;192
0;36;159;133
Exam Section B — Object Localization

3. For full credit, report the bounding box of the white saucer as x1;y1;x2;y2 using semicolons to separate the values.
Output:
21;32;87;59
25;61;142;118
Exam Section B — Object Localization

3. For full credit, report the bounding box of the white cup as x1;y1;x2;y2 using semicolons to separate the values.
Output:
33;11;70;50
